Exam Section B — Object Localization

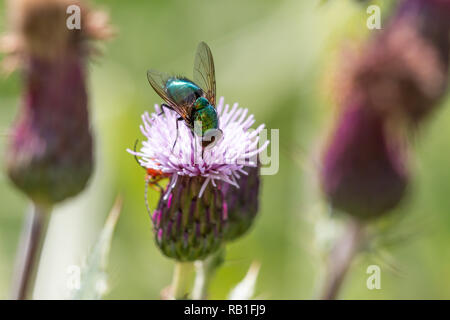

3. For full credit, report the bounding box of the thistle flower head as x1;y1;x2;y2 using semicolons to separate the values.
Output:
129;97;268;198
129;97;268;261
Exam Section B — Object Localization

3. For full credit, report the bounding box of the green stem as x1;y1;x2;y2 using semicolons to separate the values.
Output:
192;247;225;300
192;261;210;300
171;262;193;299
320;219;365;300
11;202;51;300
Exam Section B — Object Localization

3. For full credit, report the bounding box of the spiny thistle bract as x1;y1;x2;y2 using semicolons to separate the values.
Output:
129;97;268;261
222;165;261;241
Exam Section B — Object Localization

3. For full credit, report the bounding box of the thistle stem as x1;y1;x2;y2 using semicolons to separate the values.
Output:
11;202;51;300
192;261;210;300
320;219;366;300
192;247;225;300
171;262;193;299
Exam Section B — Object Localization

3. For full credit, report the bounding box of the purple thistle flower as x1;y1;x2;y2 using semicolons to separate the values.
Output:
129;97;268;260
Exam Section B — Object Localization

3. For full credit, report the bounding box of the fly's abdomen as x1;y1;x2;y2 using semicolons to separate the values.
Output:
192;105;219;137
165;78;202;105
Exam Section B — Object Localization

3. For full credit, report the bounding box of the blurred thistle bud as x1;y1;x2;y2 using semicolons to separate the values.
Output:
322;0;450;219
222;164;260;241
339;0;450;126
129;98;268;261
321;101;409;220
1;0;112;206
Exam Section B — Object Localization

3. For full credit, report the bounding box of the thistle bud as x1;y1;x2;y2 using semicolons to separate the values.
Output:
152;176;227;261
2;0;112;205
322;0;450;219
6;56;92;205
222;165;260;241
321;101;409;220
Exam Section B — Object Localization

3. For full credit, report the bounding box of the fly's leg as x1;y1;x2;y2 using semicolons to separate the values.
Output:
158;103;174;116
172;117;184;151
157;104;183;152
133;139;143;167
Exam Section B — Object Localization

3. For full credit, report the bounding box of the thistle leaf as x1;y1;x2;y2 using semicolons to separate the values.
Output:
71;196;122;300
228;262;261;300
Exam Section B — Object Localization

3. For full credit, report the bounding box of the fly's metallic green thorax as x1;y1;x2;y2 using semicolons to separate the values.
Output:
165;78;202;106
192;102;219;137
193;96;209;110
165;81;218;137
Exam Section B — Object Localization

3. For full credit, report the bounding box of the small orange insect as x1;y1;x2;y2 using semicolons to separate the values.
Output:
134;140;170;214
145;167;170;191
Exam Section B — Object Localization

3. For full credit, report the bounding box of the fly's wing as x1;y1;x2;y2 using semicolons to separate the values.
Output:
193;42;216;107
147;69;192;120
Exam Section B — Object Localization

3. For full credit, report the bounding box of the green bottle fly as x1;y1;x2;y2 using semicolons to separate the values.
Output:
147;42;222;149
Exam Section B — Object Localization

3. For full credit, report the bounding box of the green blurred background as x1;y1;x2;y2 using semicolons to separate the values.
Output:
1;0;450;299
